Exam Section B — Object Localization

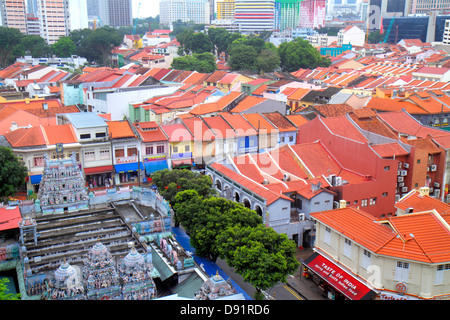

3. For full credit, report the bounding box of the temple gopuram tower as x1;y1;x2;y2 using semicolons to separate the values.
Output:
82;239;121;300
117;244;158;300
36;153;88;214
42;259;85;300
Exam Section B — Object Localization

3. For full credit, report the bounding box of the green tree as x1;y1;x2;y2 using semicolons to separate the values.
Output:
278;38;330;72
16;35;50;57
177;30;213;55
368;30;385;44
151;169;217;206
255;49;280;73
171;52;216;73
228;44;258;71
51;36;76;57
0;278;20;300
218;224;299;299
0;27;23;68
0;147;27;202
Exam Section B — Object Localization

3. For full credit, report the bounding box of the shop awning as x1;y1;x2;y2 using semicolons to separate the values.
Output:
144;160;168;174
303;252;376;300
30;175;42;185
172;158;193;167
84;165;113;175
114;162;144;173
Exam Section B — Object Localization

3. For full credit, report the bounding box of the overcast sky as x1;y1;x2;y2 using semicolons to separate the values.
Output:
133;0;160;18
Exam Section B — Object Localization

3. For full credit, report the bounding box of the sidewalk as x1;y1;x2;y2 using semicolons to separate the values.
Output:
286;247;328;300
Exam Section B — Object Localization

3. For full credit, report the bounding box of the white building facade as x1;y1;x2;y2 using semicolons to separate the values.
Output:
159;0;210;26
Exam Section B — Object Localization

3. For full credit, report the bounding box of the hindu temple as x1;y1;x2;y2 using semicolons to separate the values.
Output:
36;153;88;214
42;258;85;300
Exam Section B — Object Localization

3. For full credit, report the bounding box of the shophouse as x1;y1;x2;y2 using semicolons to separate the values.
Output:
161;123;194;169
262;111;298;146
306;197;450;300
133;121;170;178
56;112;113;189
220;113;258;155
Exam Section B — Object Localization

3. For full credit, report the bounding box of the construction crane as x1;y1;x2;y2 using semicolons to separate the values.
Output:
382;15;396;43
132;0;143;35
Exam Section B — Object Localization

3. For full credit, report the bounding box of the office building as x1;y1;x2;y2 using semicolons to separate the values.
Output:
160;0;210;26
216;0;235;20
234;0;275;33
87;0;132;28
299;0;325;29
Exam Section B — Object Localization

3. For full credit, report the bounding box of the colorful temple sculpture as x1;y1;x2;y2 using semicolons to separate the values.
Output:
36;153;88;214
42;259;85;300
82;239;121;300
117;243;159;300
194;271;243;300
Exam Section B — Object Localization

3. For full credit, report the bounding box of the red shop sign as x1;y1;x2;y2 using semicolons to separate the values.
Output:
303;252;376;300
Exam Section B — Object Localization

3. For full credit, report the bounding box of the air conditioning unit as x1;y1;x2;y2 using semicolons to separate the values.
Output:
404;163;409;169
435;189;441;198
395;194;401;202
299;213;306;221
335;177;342;186
434;182;440;188
402;186;408;193
431;165;437;171
446;194;450;202
398;176;404;182
283;173;290;181
397;170;401;176
398;182;404;187
401;170;407;176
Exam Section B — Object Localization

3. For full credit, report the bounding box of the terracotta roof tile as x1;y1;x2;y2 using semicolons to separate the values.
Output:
107;120;136;139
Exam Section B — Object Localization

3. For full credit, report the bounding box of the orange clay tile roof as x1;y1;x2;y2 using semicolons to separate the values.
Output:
242;113;278;134
287;88;310;101
133;121;168;142
365;97;426;114
262;112;297;132
320;116;368;143
286;114;309;127
312;205;450;263
4;126;46;147
202;116;237;138
42;124;78;145
231;95;267;113
395;189;450;214
370;142;409;158
107;120;136;139
161;123;193;142
204;70;228;83
220;113;258;136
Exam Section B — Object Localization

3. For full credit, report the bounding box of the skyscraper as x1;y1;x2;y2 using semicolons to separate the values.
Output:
234;0;275;33
407;0;450;15
159;0;210;26
87;0;132;27
299;0;325;29
274;0;302;30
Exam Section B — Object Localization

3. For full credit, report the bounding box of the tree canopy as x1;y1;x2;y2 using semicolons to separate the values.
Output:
0;278;20;300
0;27;23;68
0;147;27;202
51;36;76;57
171;52;217;73
278;37;330;72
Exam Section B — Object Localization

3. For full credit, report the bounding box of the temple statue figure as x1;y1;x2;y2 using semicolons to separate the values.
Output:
194;271;239;300
82;239;121;300
42;259;85;300
117;243;158;300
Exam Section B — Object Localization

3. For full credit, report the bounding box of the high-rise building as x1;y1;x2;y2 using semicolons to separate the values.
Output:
216;0;235;20
274;0;302;30
0;0;28;33
87;0;132;28
159;0;210;26
407;0;450;15
234;0;275;33
299;0;325;29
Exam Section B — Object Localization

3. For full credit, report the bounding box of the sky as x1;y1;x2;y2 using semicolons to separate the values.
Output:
132;0;160;18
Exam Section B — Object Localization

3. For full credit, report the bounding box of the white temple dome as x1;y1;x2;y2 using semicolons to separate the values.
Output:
55;260;76;283
124;247;144;267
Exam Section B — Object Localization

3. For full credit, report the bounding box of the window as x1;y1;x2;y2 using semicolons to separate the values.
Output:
324;227;331;245
343;238;352;258
369;197;377;205
100;150;110;160
173;146;178;153
395;261;410;283
80;133;91;139
361;199;368;206
384;166;390;171
115;149;124;158
185;145;190;152
127;148;137;156
362;249;371;269
157;145;165;154
84;151;95;161
436;264;450;285
33;156;44;167
146;146;153;155
382;192;388;197
417;159;421;164
95;132;106;138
